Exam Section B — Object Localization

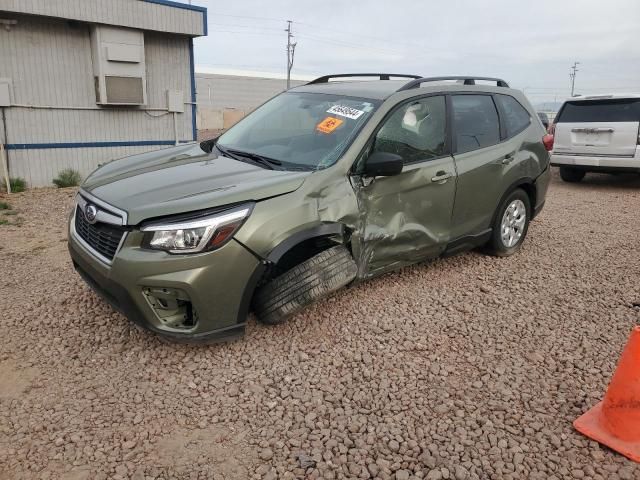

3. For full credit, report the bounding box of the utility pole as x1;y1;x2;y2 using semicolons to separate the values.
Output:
569;61;580;97
285;20;296;90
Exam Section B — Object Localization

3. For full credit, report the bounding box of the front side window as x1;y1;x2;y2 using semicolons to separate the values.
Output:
214;92;380;170
371;96;447;164
452;95;500;154
495;94;531;137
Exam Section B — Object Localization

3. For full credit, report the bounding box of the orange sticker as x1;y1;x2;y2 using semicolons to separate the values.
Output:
316;116;344;134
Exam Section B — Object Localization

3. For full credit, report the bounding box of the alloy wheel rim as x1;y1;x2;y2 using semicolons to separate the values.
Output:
500;199;526;248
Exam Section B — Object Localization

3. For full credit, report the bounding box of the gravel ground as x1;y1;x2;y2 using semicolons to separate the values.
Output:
1;171;640;480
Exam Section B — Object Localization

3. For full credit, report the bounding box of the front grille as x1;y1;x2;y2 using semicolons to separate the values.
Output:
75;206;126;261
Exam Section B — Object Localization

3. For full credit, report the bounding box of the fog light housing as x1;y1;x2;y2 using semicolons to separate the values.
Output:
142;287;198;330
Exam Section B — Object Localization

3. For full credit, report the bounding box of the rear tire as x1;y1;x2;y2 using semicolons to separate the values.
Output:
253;245;357;325
485;189;531;257
559;166;586;183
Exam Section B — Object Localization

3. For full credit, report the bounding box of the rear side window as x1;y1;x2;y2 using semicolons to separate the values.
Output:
452;95;501;154
556;99;640;123
495;94;531;137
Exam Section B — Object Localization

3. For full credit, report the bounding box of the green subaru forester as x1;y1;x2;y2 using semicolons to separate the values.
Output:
68;74;551;343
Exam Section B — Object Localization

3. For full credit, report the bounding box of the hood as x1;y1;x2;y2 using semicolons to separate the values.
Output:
82;143;310;225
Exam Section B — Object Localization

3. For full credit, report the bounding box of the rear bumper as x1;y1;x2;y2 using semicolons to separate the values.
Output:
551;148;640;171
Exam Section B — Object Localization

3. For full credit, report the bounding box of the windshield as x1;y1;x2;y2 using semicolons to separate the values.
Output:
213;92;380;171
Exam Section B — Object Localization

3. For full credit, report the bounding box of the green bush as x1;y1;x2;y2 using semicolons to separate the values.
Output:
0;201;9;210
9;177;26;193
53;168;81;188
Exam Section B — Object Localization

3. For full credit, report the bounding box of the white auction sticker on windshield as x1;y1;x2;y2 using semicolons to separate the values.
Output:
326;105;365;120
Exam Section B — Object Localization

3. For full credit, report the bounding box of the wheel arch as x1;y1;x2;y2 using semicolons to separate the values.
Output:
236;222;352;323
266;222;348;264
491;177;536;227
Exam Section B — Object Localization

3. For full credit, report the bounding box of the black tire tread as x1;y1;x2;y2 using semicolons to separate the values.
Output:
559;166;586;183
254;245;357;325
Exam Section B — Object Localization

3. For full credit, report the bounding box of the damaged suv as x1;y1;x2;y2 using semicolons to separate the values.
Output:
68;74;551;343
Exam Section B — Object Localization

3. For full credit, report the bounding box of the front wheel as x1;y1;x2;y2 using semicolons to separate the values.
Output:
559;166;586;183
485;189;531;257
253;245;358;325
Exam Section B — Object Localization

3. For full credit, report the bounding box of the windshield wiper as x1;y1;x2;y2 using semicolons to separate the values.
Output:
213;143;238;159
226;149;283;170
214;144;281;170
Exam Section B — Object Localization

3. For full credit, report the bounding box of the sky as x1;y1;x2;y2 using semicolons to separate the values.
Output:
192;0;640;108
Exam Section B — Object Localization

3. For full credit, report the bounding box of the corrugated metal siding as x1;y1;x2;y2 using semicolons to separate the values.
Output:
195;74;307;130
195;74;306;109
0;0;205;36
0;16;195;187
8;145;171;187
146;32;192;120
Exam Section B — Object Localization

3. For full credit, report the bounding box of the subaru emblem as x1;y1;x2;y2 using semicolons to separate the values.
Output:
84;204;98;224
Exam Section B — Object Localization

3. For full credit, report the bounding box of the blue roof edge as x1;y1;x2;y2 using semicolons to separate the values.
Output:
141;0;208;36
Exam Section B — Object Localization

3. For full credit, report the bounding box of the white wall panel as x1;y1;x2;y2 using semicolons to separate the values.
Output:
0;0;205;36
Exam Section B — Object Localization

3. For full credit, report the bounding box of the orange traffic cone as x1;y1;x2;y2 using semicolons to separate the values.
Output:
573;326;640;462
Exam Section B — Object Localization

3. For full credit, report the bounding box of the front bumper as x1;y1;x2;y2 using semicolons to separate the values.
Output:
68;223;263;343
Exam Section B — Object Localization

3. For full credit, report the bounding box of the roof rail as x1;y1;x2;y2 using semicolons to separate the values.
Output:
307;73;422;85
397;76;510;91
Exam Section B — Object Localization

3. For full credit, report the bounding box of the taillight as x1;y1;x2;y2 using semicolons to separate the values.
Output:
543;134;554;152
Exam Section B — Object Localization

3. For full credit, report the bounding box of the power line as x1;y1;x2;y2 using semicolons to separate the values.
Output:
208;29;282;37
211;13;284;23
208;22;283;32
296;32;401;56
294;21;442;55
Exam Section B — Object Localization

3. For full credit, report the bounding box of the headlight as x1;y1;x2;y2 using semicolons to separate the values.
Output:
140;204;252;254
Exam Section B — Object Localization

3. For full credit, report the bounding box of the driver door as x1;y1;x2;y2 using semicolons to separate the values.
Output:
354;95;457;276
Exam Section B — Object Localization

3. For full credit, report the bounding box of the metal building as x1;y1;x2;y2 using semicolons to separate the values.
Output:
0;0;207;187
195;70;306;131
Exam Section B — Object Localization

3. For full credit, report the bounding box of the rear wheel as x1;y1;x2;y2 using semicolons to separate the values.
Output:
253;245;357;325
486;189;531;257
559;166;586;183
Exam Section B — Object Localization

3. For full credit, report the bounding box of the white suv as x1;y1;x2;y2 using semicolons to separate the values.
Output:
550;94;640;182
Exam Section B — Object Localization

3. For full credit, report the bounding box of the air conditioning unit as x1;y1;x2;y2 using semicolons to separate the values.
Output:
91;25;147;106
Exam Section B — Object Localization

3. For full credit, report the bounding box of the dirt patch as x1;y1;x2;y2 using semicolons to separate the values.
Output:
0;360;38;399
150;425;255;477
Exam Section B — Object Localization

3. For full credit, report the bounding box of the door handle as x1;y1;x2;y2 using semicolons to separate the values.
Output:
431;171;453;183
502;152;516;165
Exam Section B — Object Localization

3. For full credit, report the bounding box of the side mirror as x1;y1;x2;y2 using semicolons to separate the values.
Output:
363;151;404;177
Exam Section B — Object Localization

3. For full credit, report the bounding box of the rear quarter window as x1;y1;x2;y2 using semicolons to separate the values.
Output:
556;99;640;123
495;94;531;137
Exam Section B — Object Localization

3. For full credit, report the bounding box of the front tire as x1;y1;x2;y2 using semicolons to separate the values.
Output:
253;245;358;325
559;166;586;183
486;189;531;257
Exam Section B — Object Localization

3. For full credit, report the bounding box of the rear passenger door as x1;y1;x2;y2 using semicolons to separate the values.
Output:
449;93;531;239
